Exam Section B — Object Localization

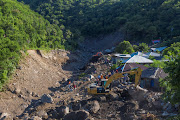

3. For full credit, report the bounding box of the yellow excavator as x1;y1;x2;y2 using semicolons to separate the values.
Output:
87;67;142;95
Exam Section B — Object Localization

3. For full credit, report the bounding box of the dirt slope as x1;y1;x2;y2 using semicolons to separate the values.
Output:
0;50;73;117
0;31;125;118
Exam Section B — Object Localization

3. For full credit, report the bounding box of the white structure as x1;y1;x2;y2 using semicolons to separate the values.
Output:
146;52;161;57
131;51;149;58
112;53;131;64
122;55;153;64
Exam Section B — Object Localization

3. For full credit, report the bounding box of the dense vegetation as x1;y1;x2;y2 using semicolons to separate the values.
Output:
159;42;180;104
0;0;71;89
18;0;180;43
115;41;135;54
161;53;180;104
115;41;150;54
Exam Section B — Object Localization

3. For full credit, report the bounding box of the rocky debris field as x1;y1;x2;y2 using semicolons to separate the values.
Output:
0;50;179;120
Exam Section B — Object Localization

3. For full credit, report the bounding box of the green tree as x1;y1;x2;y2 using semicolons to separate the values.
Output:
163;42;180;57
160;53;180;104
133;45;138;52
138;43;149;52
115;41;134;54
150;59;165;68
133;43;149;52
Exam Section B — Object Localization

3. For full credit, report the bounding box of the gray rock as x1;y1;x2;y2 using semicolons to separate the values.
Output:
56;106;69;118
64;110;89;120
41;94;53;103
99;96;106;102
22;113;29;120
110;92;119;100
136;109;146;114
90;101;100;113
30;116;42;120
36;110;48;119
128;86;148;102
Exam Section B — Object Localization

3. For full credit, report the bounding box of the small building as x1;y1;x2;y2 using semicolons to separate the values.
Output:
150;46;167;53
131;51;149;58
122;55;153;64
112;53;131;64
141;67;168;91
146;52;161;57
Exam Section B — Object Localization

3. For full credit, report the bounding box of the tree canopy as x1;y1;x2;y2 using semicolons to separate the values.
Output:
163;42;180;57
115;41;134;54
18;0;180;43
160;53;180;104
0;0;69;89
133;43;149;52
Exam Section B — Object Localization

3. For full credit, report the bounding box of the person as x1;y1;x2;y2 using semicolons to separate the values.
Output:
105;75;108;79
101;74;103;79
73;82;76;92
116;69;118;73
98;75;101;81
68;81;71;89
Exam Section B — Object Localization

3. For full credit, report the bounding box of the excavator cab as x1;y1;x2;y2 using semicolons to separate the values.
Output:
89;52;103;63
88;79;111;94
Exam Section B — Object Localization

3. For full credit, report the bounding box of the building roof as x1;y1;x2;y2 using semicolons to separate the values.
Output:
131;52;148;57
146;52;161;57
141;67;168;79
122;55;154;64
151;46;167;52
113;53;131;58
117;63;148;72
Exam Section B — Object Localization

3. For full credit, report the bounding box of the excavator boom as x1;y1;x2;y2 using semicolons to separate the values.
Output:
88;67;142;95
104;67;142;89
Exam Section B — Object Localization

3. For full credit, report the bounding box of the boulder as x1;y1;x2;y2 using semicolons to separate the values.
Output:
128;85;148;102
56;106;69;118
99;96;106;102
120;101;139;114
90;101;100;113
30;116;42;120
72;102;81;111
0;113;12;120
41;94;53;103
121;89;131;99
22;113;29;120
110;92;119;100
36;110;48;119
64;110;89;120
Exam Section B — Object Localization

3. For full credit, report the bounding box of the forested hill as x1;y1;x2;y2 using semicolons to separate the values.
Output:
18;0;180;43
0;0;71;89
